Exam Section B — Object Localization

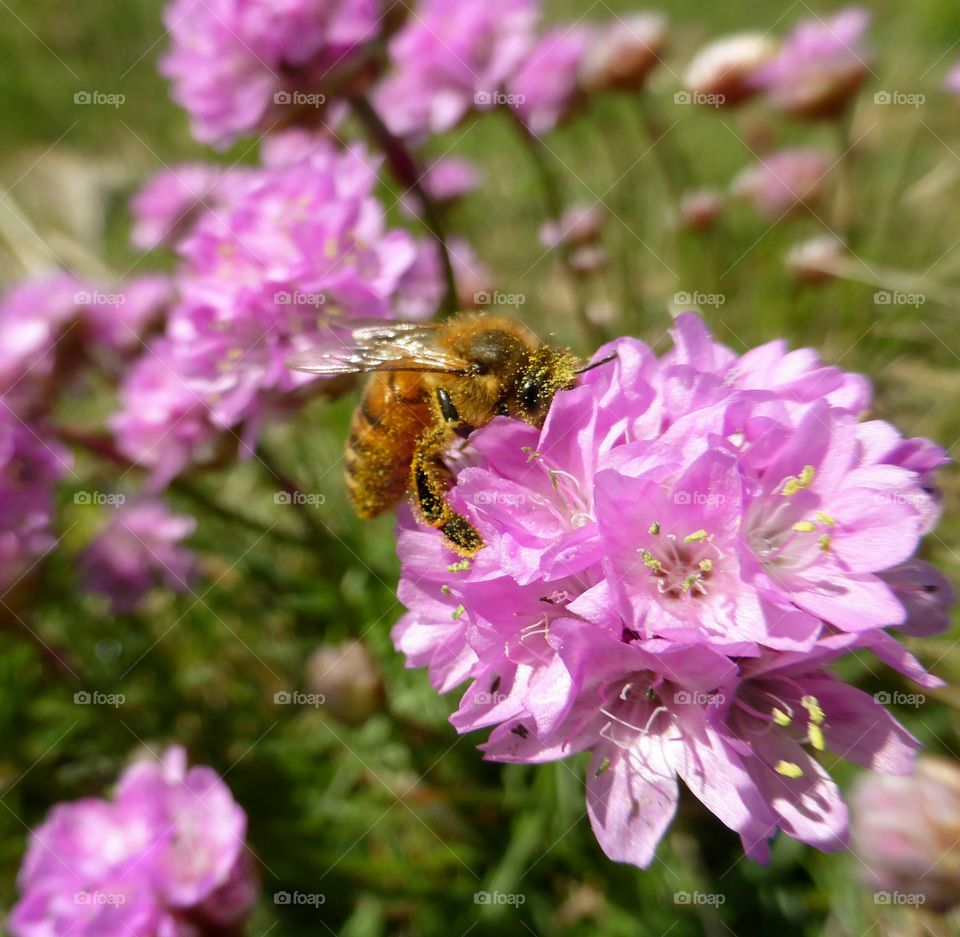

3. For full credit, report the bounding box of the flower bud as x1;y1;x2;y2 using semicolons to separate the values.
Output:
853;757;960;913
578;14;667;94
683;34;777;106
308;640;384;726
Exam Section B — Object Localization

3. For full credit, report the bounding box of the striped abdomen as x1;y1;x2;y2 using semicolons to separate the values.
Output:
344;371;433;518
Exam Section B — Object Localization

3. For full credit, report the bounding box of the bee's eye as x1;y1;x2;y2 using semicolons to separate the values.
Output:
519;378;540;411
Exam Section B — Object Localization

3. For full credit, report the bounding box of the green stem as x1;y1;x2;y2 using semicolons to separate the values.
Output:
507;113;606;346
349;94;458;317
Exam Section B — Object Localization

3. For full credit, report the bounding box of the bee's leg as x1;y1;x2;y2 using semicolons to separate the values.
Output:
410;423;484;556
436;387;474;440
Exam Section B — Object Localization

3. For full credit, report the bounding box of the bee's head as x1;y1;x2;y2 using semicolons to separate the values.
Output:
506;347;580;426
508;347;618;427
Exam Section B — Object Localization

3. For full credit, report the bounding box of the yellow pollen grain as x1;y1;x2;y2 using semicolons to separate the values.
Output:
684;529;709;544
772;708;792;727
447;561;471;572
774;760;804;778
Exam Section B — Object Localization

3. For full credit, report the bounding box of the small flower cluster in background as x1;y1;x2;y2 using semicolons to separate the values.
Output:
8;747;257;937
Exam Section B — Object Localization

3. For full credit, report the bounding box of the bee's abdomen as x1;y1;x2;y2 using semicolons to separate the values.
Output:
345;372;432;519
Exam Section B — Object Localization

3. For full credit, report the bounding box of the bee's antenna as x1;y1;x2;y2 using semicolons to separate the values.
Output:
575;353;618;375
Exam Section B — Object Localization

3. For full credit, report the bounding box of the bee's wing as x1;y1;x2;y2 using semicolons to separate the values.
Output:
287;321;467;376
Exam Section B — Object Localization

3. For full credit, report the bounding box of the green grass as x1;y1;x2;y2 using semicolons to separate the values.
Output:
1;1;959;935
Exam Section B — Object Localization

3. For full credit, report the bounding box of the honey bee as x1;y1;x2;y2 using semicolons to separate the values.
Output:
289;313;614;556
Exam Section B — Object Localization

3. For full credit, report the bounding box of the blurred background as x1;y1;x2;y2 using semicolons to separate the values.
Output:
1;0;959;934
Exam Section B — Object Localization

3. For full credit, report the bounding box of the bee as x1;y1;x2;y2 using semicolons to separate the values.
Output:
289;313;614;556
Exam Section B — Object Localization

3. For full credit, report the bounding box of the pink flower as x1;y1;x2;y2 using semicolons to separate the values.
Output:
160;0;386;148
732;148;833;220
392;313;948;868
752;8;871;118
853;757;960;912
130;165;251;250
9;746;257;937
947;63;960;95
0;416;72;596
374;0;539;139
79;499;196;613
0;274;85;418
508;27;590;135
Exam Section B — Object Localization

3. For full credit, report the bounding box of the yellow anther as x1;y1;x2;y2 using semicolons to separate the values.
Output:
808;724;826;751
802;696;825;725
699;559;713;572
772;708;792;727
782;465;816;496
639;549;663;572
815;512;837;526
452;604;466;620
775;760;804;778
792;521;816;533
818;534;832;554
649;522;661;536
447;561;471;572
684;529;709;544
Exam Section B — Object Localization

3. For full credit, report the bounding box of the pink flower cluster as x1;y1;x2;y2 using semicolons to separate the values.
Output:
374;0;665;140
394;313;951;867
160;0;391;148
79;499;197;614
0;273;174;598
9;746;258;937
115;135;441;483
